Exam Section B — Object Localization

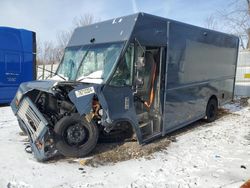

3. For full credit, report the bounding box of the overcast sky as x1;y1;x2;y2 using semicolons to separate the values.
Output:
0;0;226;43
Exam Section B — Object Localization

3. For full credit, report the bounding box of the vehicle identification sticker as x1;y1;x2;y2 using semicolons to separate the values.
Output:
75;87;95;98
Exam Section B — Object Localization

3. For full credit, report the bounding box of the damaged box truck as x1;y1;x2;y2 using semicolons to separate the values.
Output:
11;13;239;161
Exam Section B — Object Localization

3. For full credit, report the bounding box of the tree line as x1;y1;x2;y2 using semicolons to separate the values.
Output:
204;0;250;49
38;1;250;66
37;14;97;65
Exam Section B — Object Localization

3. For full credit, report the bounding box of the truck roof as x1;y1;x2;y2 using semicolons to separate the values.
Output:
67;12;238;48
67;13;140;47
0;27;35;52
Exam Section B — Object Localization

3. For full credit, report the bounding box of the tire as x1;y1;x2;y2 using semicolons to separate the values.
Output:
206;98;218;122
18;119;27;135
54;113;98;158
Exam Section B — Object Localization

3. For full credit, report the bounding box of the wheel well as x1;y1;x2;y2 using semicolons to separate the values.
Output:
98;120;135;143
114;121;134;133
208;95;218;106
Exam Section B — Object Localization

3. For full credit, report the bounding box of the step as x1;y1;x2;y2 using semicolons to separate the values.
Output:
142;132;162;143
137;112;149;122
140;120;153;138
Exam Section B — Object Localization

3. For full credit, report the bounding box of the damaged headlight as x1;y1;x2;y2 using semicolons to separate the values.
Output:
15;90;23;106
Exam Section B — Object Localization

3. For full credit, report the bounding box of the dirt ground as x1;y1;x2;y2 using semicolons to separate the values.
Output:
77;97;250;167
75;105;234;167
27;98;249;167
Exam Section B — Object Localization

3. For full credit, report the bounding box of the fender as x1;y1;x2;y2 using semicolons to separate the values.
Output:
68;84;111;123
68;84;143;143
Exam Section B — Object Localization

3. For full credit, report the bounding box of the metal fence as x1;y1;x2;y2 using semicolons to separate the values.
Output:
37;64;59;80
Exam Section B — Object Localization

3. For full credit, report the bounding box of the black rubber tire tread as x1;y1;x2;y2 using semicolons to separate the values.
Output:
206;98;218;123
54;113;98;158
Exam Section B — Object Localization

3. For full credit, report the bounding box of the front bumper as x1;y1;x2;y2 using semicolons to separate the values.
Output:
16;97;55;161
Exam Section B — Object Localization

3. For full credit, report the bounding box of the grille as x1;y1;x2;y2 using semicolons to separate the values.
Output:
17;97;45;135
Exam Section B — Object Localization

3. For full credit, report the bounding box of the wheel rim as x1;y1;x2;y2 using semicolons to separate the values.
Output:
64;123;89;146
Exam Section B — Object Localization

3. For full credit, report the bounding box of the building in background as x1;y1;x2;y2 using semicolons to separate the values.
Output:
235;50;250;96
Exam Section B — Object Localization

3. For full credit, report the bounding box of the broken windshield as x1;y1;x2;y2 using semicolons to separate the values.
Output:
56;42;124;83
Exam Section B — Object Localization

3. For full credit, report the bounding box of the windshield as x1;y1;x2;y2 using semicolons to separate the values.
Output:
56;42;124;83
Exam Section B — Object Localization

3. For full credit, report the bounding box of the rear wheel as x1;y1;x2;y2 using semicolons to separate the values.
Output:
206;98;218;122
54;114;98;158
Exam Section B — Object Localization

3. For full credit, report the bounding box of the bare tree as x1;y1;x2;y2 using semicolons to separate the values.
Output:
36;39;43;65
246;0;250;49
73;14;94;28
56;30;71;61
216;0;250;49
204;15;218;30
36;13;97;79
248;0;250;13
37;41;60;65
57;13;97;60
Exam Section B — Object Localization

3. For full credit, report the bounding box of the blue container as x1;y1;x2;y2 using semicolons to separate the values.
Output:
0;27;36;104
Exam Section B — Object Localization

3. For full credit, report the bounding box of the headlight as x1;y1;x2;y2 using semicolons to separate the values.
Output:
15;90;23;106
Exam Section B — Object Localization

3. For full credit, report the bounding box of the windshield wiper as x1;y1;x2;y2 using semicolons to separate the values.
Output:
37;66;67;81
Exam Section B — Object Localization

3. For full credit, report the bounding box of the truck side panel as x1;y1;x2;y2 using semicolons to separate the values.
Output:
0;50;22;103
163;22;238;133
0;28;36;104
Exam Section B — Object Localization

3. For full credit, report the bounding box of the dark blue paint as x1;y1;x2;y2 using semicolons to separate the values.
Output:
0;27;36;104
10;13;239;161
68;84;107;115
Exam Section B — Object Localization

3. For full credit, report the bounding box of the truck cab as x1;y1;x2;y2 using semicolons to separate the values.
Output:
0;27;36;104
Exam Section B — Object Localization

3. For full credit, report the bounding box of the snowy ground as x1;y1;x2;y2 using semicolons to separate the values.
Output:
0;101;249;188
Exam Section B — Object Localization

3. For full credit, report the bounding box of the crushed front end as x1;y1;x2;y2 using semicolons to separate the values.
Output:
16;97;54;161
11;81;81;161
11;80;137;161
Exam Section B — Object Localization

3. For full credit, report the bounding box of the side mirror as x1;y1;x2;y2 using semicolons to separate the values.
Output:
135;57;145;70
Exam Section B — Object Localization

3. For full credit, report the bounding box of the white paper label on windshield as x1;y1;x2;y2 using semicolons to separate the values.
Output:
75;87;95;98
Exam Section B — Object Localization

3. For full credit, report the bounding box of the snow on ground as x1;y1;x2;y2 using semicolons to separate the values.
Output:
0;102;250;188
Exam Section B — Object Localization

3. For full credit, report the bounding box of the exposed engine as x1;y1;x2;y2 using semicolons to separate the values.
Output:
28;82;103;130
16;81;133;161
26;82;77;127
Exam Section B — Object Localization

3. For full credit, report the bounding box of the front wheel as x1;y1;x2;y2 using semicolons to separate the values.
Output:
54;114;98;158
206;98;218;122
